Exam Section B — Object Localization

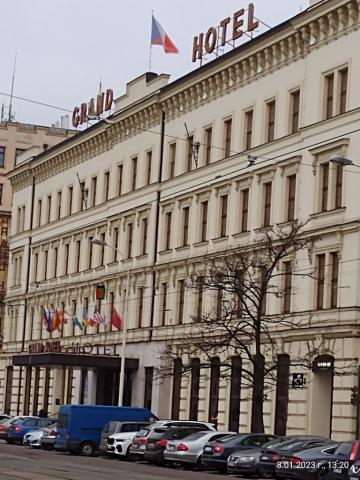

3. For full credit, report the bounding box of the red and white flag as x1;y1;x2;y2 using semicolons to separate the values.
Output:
111;308;123;331
88;306;104;326
151;15;179;54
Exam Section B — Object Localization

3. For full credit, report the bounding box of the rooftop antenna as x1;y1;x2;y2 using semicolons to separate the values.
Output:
8;52;18;122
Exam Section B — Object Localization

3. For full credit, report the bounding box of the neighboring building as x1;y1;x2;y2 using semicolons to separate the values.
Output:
0;122;74;348
1;0;360;439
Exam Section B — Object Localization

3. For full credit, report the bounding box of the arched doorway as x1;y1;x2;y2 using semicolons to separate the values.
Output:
310;355;334;437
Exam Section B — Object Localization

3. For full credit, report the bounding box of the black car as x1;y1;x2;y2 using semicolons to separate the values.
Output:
328;441;360;480
202;433;277;473
275;442;339;480
227;436;291;476
258;436;331;478
144;426;206;465
348;459;360;479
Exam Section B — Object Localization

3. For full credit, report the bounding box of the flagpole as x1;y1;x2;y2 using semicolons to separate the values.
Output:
149;10;154;72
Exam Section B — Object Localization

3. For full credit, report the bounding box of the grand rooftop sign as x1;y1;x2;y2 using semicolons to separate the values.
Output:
192;3;259;62
72;88;113;128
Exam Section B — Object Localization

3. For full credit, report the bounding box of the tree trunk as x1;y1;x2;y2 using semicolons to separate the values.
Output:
274;354;290;436
251;353;265;433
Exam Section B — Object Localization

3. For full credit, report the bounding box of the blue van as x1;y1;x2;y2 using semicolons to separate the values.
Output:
55;404;157;456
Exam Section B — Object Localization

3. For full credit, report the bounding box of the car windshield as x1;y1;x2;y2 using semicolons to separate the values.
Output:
263;437;292;449
135;429;151;438
103;422;117;435
335;443;353;456
0;418;10;424
278;440;320;451
217;434;243;444
182;432;208;442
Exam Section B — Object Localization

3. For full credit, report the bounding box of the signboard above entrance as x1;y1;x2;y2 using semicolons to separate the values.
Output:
192;3;259;62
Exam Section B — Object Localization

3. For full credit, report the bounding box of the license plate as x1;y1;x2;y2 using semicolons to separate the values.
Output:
108;447;114;451
349;477;358;480
132;444;139;449
168;445;175;451
261;455;269;461
228;462;236;467
333;469;342;474
204;447;212;453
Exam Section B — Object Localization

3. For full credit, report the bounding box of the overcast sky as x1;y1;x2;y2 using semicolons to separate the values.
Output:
0;0;309;127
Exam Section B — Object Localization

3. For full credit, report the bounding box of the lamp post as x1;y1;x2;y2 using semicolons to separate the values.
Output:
91;238;129;407
329;154;357;167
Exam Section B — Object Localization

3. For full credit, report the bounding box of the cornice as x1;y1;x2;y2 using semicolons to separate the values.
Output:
161;0;360;121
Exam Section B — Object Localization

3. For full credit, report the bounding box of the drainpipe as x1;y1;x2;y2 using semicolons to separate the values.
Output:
16;175;35;414
149;108;165;341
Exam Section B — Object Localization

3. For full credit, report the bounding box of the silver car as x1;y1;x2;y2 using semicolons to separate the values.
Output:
164;431;236;469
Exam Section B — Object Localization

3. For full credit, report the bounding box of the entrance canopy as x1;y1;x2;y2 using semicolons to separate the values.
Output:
12;352;139;370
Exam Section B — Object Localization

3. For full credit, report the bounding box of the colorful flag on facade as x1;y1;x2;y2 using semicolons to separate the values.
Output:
72;316;83;330
62;310;70;324
111;308;123;331
88;306;103;326
151;15;179;54
45;308;53;333
81;307;89;328
52;310;61;331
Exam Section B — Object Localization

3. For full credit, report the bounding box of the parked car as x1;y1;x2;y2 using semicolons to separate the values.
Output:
129;420;216;460
348;458;360;479
144;426;207;465
258;436;332;478
23;429;46;448
41;426;58;451
0;414;11;421
227;436;292;476
0;416;24;441
327;440;360;480
274;442;339;480
100;421;150;455
55;404;157;456
202;433;277;473
7;417;54;444
164;430;236;470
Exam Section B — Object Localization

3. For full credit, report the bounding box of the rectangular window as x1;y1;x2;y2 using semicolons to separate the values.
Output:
118;165;123;196
127;223;133;259
240;189;249;233
321;163;329;212
17;207;21;233
204;127;212;165
178;280;185;324
220;195;228;238
263;182;272;227
104;171;110;201
316;254;326;310
197;277;204;319
0;147;5;167
146;151;152;185
68;186;73;215
91;177;97;207
161;282;167;326
46;196;52;223
138;287;144;328
287;175;296;222
141;218;148;255
100;232;105;266
33;253;38;282
80;182;86;211
75;240;81;273
112;227;119;262
53;247;58;278
283;262;292;313
169;143;176;179
330;252;339;308
266;100;276;142
0;184;3;205
15;148;25;164
186;135;193;172
224;118;232;158
216;289;223;319
21;206;25;231
88;237;93;270
131;157;137;191
201;201;208;242
165;212;172;250
182;207;190;247
325;73;334;119
339;67;348;114
64;244;70;275
56;191;62;220
335;164;343;209
245;109;253;150
290;90;300;134
37;200;42;227
44;251;48;281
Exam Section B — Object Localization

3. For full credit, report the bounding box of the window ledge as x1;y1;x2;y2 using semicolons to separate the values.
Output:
310;207;346;219
276;219;299;227
94;265;105;272
232;231;250;239
212;236;228;243
254;226;273;233
107;261;119;266
159;249;172;255
175;245;190;252
135;254;149;260
193;241;209;247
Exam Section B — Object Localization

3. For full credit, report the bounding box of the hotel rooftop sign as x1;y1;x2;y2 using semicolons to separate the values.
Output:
192;3;259;62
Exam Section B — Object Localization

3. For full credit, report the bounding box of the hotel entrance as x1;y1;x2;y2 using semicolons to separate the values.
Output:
310;355;334;438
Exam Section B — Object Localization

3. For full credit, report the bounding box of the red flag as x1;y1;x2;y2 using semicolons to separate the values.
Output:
151;15;179;54
111;308;122;331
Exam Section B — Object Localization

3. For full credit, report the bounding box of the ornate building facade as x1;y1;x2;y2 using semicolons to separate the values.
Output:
1;0;360;439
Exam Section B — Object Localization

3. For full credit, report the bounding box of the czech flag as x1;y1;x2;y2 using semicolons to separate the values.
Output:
151;15;179;54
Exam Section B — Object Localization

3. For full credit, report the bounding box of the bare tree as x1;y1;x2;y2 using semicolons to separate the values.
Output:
157;221;316;433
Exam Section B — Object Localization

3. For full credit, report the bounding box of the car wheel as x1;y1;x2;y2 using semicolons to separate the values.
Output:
80;442;96;457
196;456;205;471
125;445;132;460
5;439;15;444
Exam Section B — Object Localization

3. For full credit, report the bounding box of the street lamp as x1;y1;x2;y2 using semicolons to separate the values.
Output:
91;238;129;407
329;154;356;166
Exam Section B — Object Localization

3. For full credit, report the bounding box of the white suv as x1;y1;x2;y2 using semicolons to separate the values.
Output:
107;431;137;458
